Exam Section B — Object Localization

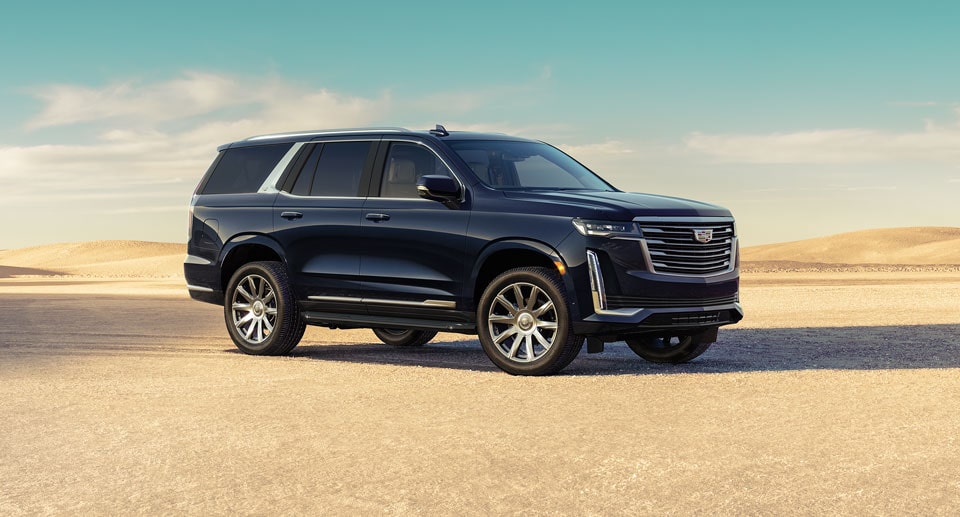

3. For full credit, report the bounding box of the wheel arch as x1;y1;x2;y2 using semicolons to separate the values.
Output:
218;234;287;291
469;239;577;316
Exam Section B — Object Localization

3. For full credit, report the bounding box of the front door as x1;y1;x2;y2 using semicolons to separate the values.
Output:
359;140;471;318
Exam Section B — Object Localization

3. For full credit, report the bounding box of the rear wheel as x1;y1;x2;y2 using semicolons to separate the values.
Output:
625;334;712;363
224;261;305;355
372;328;437;347
477;267;583;376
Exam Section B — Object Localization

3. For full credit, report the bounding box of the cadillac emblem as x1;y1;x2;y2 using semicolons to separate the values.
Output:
693;229;713;243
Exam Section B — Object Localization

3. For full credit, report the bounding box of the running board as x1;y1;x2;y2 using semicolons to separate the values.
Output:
302;312;476;332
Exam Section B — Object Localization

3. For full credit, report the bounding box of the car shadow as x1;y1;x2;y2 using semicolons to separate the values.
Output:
281;323;960;376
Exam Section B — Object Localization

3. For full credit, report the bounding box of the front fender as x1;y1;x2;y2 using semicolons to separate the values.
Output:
468;238;583;320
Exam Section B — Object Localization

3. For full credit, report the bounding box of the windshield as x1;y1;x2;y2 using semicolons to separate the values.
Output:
447;140;615;191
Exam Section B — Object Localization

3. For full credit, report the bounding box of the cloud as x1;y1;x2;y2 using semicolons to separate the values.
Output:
4;72;402;229
685;114;960;165
26;71;244;129
25;71;389;133
4;70;571;247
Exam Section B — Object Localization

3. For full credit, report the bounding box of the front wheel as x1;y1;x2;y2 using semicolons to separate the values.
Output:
625;333;712;363
477;267;583;376
224;261;305;356
372;328;437;347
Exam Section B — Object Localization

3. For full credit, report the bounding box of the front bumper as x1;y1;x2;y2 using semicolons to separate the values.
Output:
569;218;743;338
572;301;743;337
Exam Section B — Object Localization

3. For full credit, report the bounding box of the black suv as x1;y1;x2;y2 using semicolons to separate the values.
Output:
185;125;742;375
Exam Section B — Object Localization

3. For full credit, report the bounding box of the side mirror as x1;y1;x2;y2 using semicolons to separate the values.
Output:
416;175;461;207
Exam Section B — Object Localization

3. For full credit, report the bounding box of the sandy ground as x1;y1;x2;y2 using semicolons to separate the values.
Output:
1;272;959;515
742;227;960;264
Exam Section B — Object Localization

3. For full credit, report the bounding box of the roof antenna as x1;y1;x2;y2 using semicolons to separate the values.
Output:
430;124;449;137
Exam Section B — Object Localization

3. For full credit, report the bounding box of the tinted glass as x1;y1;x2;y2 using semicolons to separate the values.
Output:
291;144;322;196
201;143;292;194
380;142;451;198
310;142;371;197
447;140;613;191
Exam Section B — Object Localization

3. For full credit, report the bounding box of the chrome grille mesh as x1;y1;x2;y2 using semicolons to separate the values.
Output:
638;221;735;275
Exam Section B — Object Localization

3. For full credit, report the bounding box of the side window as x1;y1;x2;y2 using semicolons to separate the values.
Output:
309;141;371;197
201;143;292;194
380;142;451;198
291;145;322;196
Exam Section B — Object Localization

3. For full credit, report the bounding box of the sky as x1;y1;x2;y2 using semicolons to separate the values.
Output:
1;1;958;248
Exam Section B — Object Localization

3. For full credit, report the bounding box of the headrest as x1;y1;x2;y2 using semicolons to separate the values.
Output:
388;158;416;183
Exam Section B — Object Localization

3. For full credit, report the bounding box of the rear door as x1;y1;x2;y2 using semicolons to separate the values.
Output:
358;139;471;318
272;138;377;312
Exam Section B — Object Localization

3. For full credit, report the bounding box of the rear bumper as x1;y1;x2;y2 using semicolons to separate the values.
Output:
187;284;223;305
184;254;223;305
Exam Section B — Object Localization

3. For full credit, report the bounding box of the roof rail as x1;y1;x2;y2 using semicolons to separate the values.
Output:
429;124;449;137
245;127;410;141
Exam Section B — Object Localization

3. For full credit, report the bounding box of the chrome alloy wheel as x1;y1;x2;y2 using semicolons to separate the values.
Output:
230;274;278;344
487;282;558;363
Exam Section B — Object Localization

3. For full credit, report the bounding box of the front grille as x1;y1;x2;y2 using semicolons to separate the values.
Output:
606;293;738;310
638;221;735;275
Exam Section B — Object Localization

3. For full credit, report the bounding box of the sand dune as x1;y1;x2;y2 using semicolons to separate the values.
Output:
743;227;960;266
2;227;958;279
0;240;185;278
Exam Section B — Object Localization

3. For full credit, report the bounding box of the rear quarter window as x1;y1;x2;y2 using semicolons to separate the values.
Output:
200;143;293;194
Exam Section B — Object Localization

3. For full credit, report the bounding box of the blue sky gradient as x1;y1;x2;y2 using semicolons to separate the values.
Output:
1;1;957;247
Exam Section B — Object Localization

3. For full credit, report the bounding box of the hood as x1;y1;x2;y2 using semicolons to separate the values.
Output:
501;190;732;219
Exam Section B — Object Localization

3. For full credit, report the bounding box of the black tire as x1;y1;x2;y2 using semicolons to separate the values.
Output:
224;261;305;356
372;328;438;347
477;267;583;376
625;333;712;364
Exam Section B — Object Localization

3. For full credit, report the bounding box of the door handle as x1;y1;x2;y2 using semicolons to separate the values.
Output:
280;211;303;220
365;213;391;222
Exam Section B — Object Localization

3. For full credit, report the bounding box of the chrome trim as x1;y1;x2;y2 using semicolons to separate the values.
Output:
306;295;361;303
258;142;306;193
632;216;736;224
730;236;739;270
581;302;741;323
585;250;608;311
422;300;457;308
634;236;737;278
186;284;214;293
633;217;738;278
184;254;214;266
307;295;455;309
246;127;409;141
366;298;457;309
